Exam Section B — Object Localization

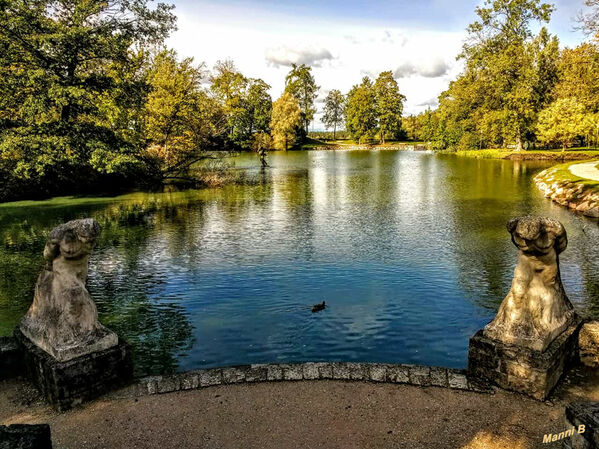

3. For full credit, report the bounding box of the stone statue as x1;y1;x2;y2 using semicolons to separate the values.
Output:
483;216;576;352
20;219;118;362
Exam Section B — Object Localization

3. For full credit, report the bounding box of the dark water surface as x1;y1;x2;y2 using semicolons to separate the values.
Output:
1;151;598;376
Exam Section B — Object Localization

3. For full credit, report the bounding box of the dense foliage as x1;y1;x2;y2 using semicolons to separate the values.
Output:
406;0;599;151
0;0;278;201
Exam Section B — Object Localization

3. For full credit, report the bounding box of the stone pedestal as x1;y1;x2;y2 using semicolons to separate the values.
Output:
0;424;52;449
564;402;599;449
14;328;133;411
468;317;583;400
0;336;23;380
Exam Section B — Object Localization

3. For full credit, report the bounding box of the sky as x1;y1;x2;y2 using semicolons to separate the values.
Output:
166;0;591;130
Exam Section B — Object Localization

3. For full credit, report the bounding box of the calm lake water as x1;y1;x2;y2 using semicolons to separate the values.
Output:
1;150;598;376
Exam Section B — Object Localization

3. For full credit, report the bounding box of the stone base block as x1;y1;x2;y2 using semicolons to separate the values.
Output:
0;424;52;449
580;322;599;368
467;318;583;400
0;337;23;380
14;328;133;411
563;402;599;449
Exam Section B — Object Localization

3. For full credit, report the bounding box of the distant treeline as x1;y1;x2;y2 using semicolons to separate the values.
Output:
402;0;599;151
2;0;599;202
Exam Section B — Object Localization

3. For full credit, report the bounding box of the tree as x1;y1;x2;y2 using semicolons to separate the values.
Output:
536;98;587;150
433;0;556;151
0;0;176;200
209;62;272;149
270;92;302;150
142;50;226;183
344;77;378;144
245;79;273;135
577;0;599;37
210;60;249;147
554;43;599;113
285;64;319;134
374;71;406;143
322;90;345;140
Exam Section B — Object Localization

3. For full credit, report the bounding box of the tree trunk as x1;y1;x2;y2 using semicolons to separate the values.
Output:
515;135;523;152
333;124;336;140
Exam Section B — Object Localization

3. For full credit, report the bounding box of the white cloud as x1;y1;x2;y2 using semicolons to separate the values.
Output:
265;46;333;68
394;58;450;78
167;5;466;126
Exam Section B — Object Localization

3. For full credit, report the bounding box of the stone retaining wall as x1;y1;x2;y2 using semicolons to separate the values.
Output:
310;144;429;151
535;167;599;218
130;363;494;398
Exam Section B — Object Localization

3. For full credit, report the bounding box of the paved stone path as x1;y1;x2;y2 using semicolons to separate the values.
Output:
569;161;599;181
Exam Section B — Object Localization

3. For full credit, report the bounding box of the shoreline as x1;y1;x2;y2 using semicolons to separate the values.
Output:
534;161;599;218
2;365;597;449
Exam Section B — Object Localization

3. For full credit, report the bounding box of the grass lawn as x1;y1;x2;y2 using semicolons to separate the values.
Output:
451;148;599;160
301;138;425;149
541;160;599;188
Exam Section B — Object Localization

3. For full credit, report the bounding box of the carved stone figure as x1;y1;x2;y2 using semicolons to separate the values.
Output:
483;216;576;351
20;219;118;362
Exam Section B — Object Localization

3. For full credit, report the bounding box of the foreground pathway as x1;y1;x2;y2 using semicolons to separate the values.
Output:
569;161;599;181
1;366;597;449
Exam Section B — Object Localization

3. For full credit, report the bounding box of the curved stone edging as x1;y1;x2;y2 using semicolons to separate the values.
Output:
534;164;599;218
131;363;494;397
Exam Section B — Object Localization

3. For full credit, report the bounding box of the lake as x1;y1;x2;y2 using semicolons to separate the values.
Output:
1;150;598;377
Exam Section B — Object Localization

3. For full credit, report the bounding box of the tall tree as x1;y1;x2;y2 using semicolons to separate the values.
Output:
322;90;344;140
284;64;319;134
245;78;272;135
536;98;588;150
344;77;377;144
577;0;599;37
270;92;302;150
0;0;176;199
142;50;226;183
435;0;555;150
374;71;406;144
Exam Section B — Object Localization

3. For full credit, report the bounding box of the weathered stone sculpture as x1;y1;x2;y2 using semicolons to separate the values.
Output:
468;216;583;400
19;219;118;362
483;216;576;351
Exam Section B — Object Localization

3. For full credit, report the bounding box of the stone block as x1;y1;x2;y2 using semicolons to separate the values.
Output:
408;365;431;386
181;372;200;390
282;364;303;381
222;367;247;384
302;363;319;380
14;328;132;411
317;363;333;379
266;365;283;381
386;365;409;383
468;318;583;400
157;376;180;394
564;402;599;449
246;365;267;382
199;369;222;387
579;322;599;368
0;424;52;449
429;367;448;387
331;363;350;380
0;337;23;380
447;369;469;390
348;363;367;380
369;364;388;382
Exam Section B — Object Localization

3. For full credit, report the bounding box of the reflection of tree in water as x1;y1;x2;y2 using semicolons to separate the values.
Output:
439;158;542;311
89;266;193;377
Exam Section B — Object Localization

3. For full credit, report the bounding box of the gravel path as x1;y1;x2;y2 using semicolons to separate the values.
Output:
1;366;596;449
569;161;599;181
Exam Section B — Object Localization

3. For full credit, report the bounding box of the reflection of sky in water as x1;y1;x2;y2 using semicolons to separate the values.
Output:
1;151;598;376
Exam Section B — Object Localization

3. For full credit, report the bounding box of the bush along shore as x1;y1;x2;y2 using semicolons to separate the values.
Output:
534;161;599;218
